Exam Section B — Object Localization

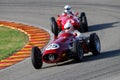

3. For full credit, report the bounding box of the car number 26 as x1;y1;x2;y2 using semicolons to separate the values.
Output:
46;43;60;50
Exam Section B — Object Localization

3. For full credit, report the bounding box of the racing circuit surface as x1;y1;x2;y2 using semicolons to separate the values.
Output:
0;0;120;80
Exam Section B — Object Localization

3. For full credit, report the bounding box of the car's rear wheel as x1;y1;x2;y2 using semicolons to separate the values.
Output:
72;40;84;62
50;17;59;36
79;12;88;32
90;33;101;55
31;46;43;69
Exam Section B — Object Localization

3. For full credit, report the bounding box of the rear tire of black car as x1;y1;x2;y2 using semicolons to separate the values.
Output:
31;46;43;69
50;17;59;36
79;12;88;32
90;33;101;56
72;40;84;62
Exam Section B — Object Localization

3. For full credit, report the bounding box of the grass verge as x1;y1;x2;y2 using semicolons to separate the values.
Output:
0;26;29;61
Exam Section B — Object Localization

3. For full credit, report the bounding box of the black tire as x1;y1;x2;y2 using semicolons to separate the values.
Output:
79;12;88;32
72;40;84;62
31;46;43;69
50;17;59;36
90;33;101;55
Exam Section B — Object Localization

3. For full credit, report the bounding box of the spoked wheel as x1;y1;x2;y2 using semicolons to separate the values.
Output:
72;40;84;62
31;46;43;69
79;12;88;32
50;17;59;36
90;33;101;56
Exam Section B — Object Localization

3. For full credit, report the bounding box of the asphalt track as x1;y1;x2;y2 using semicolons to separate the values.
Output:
0;0;120;80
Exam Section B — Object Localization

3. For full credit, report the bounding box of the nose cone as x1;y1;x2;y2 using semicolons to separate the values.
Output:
42;51;59;63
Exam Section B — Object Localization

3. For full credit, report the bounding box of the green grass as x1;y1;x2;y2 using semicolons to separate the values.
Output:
0;26;29;61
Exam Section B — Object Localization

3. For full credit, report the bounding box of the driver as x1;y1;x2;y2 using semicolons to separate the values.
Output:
64;5;74;15
62;5;79;23
63;20;83;40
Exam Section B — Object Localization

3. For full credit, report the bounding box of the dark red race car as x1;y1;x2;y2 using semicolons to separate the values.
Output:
50;12;88;36
31;31;101;69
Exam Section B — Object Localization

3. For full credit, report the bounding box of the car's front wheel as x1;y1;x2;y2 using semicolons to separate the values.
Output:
50;17;59;36
79;12;88;32
31;46;43;69
72;40;84;62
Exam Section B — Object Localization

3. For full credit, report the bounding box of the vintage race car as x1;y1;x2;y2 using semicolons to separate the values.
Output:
50;12;88;36
31;31;101;69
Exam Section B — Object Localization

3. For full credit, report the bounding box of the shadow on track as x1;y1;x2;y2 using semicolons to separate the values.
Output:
42;60;75;69
89;22;119;32
83;49;120;62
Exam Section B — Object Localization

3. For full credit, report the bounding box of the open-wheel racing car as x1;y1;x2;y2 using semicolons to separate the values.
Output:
31;31;101;69
50;12;88;36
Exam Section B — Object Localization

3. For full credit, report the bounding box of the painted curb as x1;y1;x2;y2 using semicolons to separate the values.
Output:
0;21;50;69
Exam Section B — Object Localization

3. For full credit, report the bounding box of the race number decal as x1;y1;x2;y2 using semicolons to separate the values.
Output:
46;43;60;50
